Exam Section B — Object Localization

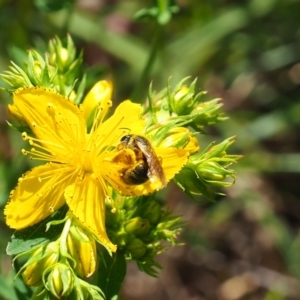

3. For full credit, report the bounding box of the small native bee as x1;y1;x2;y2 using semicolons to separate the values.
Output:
117;134;166;186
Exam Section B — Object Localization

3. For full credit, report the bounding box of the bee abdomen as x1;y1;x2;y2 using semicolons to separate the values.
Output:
121;160;149;185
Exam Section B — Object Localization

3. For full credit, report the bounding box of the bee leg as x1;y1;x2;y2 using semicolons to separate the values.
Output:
111;149;136;165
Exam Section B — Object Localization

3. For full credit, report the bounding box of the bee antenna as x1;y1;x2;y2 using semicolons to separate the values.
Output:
119;127;131;134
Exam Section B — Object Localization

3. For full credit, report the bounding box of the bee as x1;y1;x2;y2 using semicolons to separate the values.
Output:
117;134;166;186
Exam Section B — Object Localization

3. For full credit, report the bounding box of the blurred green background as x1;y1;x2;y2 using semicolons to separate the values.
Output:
1;0;300;299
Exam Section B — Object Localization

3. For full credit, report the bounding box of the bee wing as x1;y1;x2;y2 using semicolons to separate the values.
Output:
136;139;166;186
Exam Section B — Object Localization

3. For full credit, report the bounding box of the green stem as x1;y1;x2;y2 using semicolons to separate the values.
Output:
130;24;163;102
60;216;72;256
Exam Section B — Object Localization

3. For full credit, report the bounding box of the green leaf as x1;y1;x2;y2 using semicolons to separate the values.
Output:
97;250;127;300
6;206;67;256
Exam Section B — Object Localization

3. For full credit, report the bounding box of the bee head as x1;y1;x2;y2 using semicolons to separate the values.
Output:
120;135;132;143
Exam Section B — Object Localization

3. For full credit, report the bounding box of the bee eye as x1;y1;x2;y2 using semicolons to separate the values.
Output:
120;135;131;143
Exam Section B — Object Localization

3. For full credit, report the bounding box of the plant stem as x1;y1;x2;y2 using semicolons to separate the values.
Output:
130;24;163;102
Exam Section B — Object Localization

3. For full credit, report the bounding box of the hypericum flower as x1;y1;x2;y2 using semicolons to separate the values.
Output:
5;83;189;252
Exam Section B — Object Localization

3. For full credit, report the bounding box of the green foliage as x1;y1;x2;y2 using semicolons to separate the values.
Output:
97;251;127;300
7;207;67;256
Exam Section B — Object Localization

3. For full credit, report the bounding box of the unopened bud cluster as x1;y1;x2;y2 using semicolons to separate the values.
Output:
175;136;241;201
1;35;83;102
15;218;104;300
144;78;227;134
142;78;241;201
106;196;183;276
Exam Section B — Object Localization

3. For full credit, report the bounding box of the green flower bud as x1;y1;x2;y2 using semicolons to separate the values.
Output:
173;85;197;115
60;48;69;64
105;205;120;228
167;77;207;116
22;242;59;286
113;232;128;248
155;215;184;245
140;201;161;225
33;61;43;77
27;50;53;87
174;166;202;195
46;264;74;298
70;276;104;300
126;238;147;259
48;36;76;71
197;161;227;181
175;137;242;201
124;217;150;237
191;98;227;130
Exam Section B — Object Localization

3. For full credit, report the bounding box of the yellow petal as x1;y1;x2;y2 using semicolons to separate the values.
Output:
13;87;86;157
81;80;113;122
103;147;189;196
65;174;117;252
94;100;145;149
5;164;71;229
7;104;28;126
156;147;189;178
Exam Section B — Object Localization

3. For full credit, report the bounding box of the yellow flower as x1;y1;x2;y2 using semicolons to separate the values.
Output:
5;85;189;252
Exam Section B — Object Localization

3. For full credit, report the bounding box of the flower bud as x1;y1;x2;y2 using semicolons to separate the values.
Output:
68;275;104;299
48;35;75;71
81;80;113;123
191;98;227;129
159;127;199;154
113;232;128;248
124;217;150;237
126;238;147;259
174;165;202;195
33;61;43;77
67;226;97;278
197;161;227;181
105;205;120;228
173;85;196;115
174;86;189;101
22;242;59;286
156;216;183;244
140;201;161;225
58;48;69;65
175;137;241;200
46;264;74;298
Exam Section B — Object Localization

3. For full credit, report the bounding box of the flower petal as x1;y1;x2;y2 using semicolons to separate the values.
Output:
5;164;71;229
65;174;117;252
94;100;145;149
103;147;189;196
13;87;86;157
